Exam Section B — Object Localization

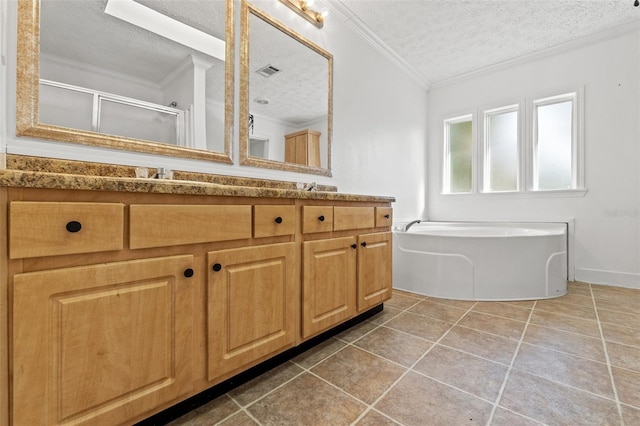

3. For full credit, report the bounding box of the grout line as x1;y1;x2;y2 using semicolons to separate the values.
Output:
486;299;537;425
590;283;625;425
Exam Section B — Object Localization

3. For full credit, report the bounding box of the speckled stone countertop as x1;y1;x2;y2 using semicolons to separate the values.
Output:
0;161;395;203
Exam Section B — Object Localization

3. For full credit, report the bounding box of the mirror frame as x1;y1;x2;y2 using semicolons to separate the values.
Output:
239;1;333;177
16;0;234;164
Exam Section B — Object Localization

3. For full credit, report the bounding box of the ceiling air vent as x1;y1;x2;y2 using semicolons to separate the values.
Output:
256;64;281;78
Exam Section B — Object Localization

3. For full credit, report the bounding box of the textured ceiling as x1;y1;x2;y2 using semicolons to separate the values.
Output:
334;0;640;86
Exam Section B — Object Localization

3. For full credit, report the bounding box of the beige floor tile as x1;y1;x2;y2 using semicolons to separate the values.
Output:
217;411;258;425
311;346;406;404
622;404;640;424
598;308;640;330
612;367;640;408
523;324;605;362
529;309;600;338
392;289;426;300
355;409;401;425
167;395;240;425
384;311;454;342
552;292;594;307
472;302;532;322
513;343;614;398
490;407;543;425
440;326;519;365
503;300;536;308
408;299;469;323
567;281;592;297
602;322;640;348
413;345;508;401
228;361;304;406
335;320;379;343
457;311;526;340
606;341;640;372
427;297;476;309
369;306;403;325
354;326;433;367
375;371;494;426
595;297;640;316
291;337;346;369
247;373;366;425
385;293;423;310
500;370;620;425
534;298;597;320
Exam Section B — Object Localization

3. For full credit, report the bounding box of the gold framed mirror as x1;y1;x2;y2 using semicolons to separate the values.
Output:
16;0;234;164
239;1;333;176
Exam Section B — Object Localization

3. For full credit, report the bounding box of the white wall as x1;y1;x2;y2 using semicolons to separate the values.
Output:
0;0;428;223
427;28;640;288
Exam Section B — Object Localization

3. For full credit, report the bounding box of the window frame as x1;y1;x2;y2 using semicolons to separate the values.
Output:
482;103;521;193
443;113;476;194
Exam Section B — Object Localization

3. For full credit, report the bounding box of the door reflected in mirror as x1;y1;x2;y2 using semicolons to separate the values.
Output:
16;0;234;163
240;1;333;176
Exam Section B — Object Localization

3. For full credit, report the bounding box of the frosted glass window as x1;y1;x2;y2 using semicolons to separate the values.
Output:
486;110;518;192
446;119;473;193
39;84;93;131
535;100;573;190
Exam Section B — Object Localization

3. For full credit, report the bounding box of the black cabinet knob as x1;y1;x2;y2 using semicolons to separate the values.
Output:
361;242;367;247
212;263;222;272
275;216;283;224
66;221;82;233
351;244;357;249
184;268;194;278
384;214;390;219
318;215;325;222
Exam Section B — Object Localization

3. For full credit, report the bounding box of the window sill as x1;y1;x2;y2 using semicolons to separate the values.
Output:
440;189;587;198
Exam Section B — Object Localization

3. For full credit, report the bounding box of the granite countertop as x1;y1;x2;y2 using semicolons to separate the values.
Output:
0;169;396;203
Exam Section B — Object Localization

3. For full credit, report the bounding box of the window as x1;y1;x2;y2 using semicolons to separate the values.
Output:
442;90;583;195
533;93;576;190
484;106;519;192
443;116;473;193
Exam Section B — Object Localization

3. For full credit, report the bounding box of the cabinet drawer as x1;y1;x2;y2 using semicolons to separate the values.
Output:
302;206;333;234
333;207;375;231
253;205;295;238
130;205;252;249
9;201;125;259
375;207;393;228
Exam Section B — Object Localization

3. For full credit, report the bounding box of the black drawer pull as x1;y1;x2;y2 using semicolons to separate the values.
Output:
66;221;82;233
318;215;325;222
184;268;194;278
351;244;357;249
275;216;283;224
384;214;390;219
212;263;222;272
361;242;367;247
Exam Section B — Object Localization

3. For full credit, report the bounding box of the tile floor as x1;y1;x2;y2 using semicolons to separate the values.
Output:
169;282;640;425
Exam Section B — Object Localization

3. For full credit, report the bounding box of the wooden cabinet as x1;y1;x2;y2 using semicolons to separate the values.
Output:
358;232;393;311
207;243;297;382
284;129;321;167
302;237;357;338
12;255;195;426
1;187;392;426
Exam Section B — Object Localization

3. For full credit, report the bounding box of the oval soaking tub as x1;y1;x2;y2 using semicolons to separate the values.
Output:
393;222;568;301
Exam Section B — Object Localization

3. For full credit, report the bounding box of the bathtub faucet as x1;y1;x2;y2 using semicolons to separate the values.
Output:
404;220;422;232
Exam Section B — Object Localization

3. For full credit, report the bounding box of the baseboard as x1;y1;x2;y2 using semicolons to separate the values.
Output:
574;268;640;289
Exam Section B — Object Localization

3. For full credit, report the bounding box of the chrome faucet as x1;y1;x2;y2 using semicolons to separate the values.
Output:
404;220;422;232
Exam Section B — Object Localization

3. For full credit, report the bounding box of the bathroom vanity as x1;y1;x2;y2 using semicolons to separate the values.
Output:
0;161;393;425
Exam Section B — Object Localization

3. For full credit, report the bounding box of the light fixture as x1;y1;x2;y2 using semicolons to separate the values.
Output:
279;0;327;28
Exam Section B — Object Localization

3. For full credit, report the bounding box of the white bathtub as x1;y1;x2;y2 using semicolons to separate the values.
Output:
393;222;568;301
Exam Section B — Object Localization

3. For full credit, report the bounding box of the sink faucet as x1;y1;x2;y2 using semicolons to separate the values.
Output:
404;220;422;232
303;182;317;191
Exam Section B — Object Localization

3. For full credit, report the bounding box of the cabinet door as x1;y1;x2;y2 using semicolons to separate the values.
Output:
12;255;195;426
207;243;296;382
358;232;393;311
302;237;357;339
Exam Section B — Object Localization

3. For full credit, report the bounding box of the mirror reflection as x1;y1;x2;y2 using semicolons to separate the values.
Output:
17;0;233;163
240;2;332;176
